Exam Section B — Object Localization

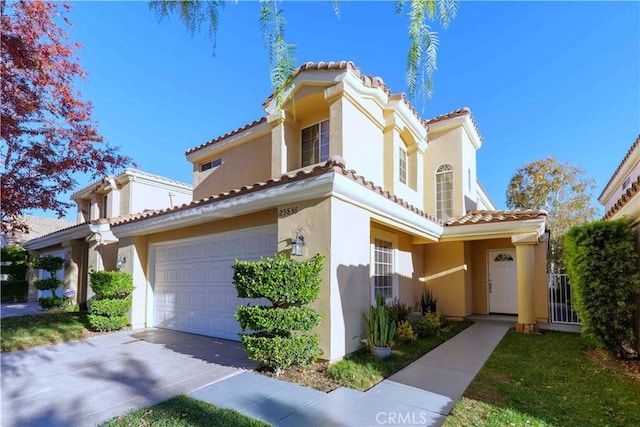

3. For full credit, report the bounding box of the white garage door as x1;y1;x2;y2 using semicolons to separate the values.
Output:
152;225;277;341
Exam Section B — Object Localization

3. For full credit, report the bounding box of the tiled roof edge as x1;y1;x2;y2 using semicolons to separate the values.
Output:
185;117;268;156
603;174;640;220
445;209;548;227
598;135;640;200
425;107;484;143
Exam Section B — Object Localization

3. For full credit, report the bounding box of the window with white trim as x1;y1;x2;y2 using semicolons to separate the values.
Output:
301;120;329;167
399;146;408;185
436;164;454;220
373;239;394;300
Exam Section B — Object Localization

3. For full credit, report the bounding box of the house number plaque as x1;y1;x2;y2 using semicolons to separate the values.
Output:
278;206;298;217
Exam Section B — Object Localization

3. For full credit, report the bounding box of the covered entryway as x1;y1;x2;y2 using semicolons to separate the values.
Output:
488;249;517;314
151;225;277;340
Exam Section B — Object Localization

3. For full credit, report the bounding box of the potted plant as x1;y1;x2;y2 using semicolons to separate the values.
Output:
420;289;438;315
367;293;396;358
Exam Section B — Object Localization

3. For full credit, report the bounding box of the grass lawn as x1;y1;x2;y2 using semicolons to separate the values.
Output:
328;320;472;391
102;395;271;427
444;330;640;427
1;312;96;352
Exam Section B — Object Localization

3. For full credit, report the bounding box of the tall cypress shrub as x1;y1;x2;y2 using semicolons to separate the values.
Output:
233;254;324;373
565;219;640;358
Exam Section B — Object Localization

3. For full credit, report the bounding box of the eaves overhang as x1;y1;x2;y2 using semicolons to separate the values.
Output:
24;224;90;251
440;217;547;242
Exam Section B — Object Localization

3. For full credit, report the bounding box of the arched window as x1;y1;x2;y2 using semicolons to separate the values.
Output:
436;164;453;220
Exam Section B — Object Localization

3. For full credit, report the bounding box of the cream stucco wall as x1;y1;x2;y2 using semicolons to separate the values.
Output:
422;241;468;319
470;238;513;314
424;128;465;218
192;133;272;201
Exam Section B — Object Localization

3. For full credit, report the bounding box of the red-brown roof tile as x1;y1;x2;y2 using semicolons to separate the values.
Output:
445;210;548;226
185;117;267;156
598;135;640;200
603;174;640;220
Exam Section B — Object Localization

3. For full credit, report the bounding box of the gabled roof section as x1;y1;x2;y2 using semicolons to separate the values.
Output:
603;174;640;220
598;135;640;201
72;168;191;199
425;107;484;143
445;210;548;226
185;117;267;156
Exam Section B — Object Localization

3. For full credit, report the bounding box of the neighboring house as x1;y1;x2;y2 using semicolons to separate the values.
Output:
25;61;549;361
1;216;75;248
598;135;640;260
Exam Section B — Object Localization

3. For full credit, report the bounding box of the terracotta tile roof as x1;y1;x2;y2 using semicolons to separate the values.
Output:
425;107;484;143
109;156;442;229
445;210;548;226
185;118;268;156
603;174;640;220
598;135;640;200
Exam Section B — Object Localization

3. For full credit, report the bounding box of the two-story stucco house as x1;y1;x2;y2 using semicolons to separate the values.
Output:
26;61;550;360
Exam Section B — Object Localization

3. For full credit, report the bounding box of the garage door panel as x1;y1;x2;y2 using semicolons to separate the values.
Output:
152;226;276;341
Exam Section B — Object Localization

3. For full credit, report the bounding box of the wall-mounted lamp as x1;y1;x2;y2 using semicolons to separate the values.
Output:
291;234;305;257
116;254;127;270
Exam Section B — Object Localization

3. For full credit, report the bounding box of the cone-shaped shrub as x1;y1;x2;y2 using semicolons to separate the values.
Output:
33;255;65;309
233;254;324;372
88;270;135;332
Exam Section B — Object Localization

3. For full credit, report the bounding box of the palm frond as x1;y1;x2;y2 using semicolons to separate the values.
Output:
333;0;341;19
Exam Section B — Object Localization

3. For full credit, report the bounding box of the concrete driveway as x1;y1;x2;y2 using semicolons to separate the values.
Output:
1;328;254;427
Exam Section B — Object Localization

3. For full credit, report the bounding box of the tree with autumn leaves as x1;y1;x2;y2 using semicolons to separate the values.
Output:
1;0;131;234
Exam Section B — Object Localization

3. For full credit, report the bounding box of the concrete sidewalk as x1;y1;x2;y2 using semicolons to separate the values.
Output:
1;301;45;318
189;321;511;426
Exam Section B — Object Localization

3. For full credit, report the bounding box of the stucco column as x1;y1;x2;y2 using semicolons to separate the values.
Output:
512;233;539;333
268;110;287;177
62;240;84;305
117;236;148;330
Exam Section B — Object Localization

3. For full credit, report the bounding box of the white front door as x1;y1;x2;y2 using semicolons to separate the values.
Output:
151;225;277;341
488;249;517;314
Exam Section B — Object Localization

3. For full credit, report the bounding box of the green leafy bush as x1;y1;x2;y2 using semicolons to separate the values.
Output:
411;312;444;338
37;297;61;310
367;293;396;347
394;320;417;343
89;298;132;317
240;334;322;371
0;246;28;280
88;270;134;332
33;277;62;292
233;254;324;372
87;314;129;332
565;219;640;358
233;254;323;306
33;255;65;275
387;299;413;324
89;270;135;299
1;280;28;302
32;254;65;309
236;306;321;334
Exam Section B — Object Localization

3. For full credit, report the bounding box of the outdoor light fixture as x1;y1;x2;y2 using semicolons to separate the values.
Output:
291;234;305;257
116;254;127;270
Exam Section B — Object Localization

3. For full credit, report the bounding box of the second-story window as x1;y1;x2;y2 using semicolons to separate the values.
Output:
301;120;329;167
436;164;453;220
399;146;408;185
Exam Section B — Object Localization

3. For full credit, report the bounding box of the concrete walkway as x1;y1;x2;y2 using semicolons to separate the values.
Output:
1;301;45;318
1;329;253;427
190;321;511;426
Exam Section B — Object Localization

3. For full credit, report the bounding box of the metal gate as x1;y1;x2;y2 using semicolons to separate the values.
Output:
548;274;580;324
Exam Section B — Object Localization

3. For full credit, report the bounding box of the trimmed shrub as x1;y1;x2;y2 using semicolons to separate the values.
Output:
233;254;324;372
240;334;321;371
1;246;28;280
394;320;417;343
89;270;135;299
1;280;28;302
89;298;132;317
88;270;134;332
565;219;640;358
32;255;64;309
411;312;444;338
235;306;321;335
37;297;61;310
87;314;129;332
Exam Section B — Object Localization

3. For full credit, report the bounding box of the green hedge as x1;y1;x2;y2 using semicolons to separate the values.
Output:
89;270;134;299
1;280;28;302
88;314;129;332
33;255;64;275
565;219;640;358
235;306;321;334
0;247;28;280
233;255;323;306
89;298;132;317
240;334;322;371
33;277;62;292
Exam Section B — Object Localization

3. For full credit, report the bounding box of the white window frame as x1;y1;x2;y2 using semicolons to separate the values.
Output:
301;120;330;167
398;146;408;185
370;230;399;305
436;164;454;220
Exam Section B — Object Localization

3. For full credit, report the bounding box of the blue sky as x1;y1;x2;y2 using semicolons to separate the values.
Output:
38;1;639;220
